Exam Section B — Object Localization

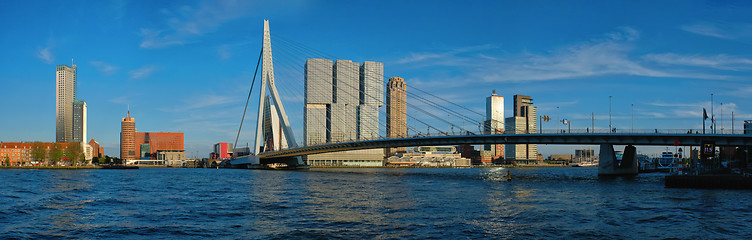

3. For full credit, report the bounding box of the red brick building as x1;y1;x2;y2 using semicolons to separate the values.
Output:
88;139;103;158
119;111;184;160
135;132;184;159
120;111;136;159
0;142;74;166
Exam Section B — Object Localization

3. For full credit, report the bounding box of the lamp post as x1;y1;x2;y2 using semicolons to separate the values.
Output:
609;96;612;132
557;106;560;133
631;104;634;133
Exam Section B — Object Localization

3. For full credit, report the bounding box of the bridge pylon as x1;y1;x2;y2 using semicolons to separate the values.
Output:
252;20;303;166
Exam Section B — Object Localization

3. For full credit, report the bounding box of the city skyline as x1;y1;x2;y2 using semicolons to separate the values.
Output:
2;1;751;157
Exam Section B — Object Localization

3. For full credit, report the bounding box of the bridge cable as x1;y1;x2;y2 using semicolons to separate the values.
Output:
233;49;263;155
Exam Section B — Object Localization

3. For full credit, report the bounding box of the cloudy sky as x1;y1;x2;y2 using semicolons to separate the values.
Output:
1;0;751;157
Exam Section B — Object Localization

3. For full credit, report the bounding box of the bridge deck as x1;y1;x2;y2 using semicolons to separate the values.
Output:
259;133;752;159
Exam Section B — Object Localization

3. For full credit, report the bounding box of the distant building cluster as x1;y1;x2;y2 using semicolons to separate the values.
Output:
120;111;185;162
53;62;102;162
0;142;98;166
211;142;233;160
387;146;471;167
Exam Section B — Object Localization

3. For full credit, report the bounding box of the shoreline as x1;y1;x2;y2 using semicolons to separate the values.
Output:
0;165;139;170
311;164;573;169
0;164;575;170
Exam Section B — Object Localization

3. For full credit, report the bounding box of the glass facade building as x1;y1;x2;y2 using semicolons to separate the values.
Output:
56;64;77;143
304;58;384;166
72;99;87;143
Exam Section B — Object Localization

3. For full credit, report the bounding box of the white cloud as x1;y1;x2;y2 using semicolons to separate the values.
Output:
680;23;733;39
139;0;255;49
643;53;752;71
128;65;159;79
395;44;497;65
90;61;119;74
217;45;232;60
395;26;734;82
36;47;54;64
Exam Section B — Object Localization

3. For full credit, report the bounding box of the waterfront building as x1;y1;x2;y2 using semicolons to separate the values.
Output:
386;146;472;167
0;142;74;166
88;139;103;158
358;61;383;140
505;95;538;164
483;91;504;164
134;132;184;159
304;58;332;145
745;120;752;134
575;149;595;162
331;59;359;142
120;111;184;161
56;64;77;143
72;100;87;143
386;77;407;156
120;111;137;160
212;142;233;159
304;58;384;166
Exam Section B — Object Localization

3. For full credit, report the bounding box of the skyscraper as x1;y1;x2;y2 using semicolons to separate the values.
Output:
72;99;87;143
358;61;383;140
332;59;359;142
120;111;136;160
304;58;332;146
304;58;384;166
56;64;77;143
386;76;407;156
483;91;504;161
505;95;538;164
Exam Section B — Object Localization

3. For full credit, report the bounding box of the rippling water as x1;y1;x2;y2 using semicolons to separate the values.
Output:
1;167;750;239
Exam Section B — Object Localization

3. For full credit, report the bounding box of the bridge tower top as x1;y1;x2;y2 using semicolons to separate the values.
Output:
253;20;299;162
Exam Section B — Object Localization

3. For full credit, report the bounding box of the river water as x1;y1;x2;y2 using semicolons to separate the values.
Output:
0;167;750;239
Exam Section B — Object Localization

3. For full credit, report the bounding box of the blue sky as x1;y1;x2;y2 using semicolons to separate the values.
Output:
1;0;751;157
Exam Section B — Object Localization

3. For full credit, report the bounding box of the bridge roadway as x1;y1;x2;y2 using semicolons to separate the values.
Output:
258;133;752;159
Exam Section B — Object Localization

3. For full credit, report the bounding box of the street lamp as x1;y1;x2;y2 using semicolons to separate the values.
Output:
711;93;714;134
557;106;560;133
631;103;634;133
609;96;612;132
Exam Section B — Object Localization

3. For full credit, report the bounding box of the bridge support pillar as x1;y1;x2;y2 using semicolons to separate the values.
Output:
598;144;638;176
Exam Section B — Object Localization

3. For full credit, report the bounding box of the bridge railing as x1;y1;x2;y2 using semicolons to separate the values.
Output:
293;129;748;148
537;128;747;134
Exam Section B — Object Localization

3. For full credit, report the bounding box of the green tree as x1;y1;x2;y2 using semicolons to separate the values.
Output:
63;142;82;166
31;142;47;164
49;143;63;166
4;157;9;166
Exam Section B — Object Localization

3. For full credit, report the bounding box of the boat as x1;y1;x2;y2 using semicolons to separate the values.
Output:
656;152;676;173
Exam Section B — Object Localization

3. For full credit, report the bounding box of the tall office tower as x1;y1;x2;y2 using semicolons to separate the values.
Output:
56;64;77;142
262;96;287;151
505;95;538;164
304;58;384;166
386;77;407;156
304;58;333;146
120;111;136;160
331;59;359;142
72;100;87;143
357;61;383;140
483;92;504;159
